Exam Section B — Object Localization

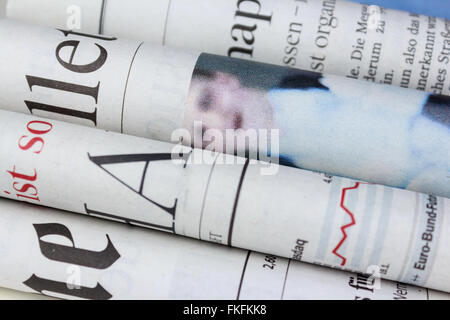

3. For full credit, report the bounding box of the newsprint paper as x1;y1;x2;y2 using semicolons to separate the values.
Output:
2;0;450;95
0;198;448;300
0;20;448;198
0;110;449;293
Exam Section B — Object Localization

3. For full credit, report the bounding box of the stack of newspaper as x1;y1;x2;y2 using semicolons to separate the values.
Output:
0;0;448;300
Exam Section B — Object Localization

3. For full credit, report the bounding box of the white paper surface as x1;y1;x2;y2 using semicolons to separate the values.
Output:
0;110;449;293
0;20;448;199
0;197;447;300
4;0;450;95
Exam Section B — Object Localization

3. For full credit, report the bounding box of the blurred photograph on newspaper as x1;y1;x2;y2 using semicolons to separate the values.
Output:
185;53;450;194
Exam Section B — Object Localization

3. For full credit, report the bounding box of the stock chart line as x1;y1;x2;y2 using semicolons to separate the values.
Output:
332;182;361;266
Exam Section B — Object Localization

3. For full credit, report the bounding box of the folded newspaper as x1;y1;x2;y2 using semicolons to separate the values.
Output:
2;0;449;96
0;19;448;199
0;1;448;300
0;197;448;300
0;109;448;294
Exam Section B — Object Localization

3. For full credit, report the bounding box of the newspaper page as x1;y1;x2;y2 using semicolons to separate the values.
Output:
0;198;449;300
0;109;449;293
0;20;448;198
2;0;450;96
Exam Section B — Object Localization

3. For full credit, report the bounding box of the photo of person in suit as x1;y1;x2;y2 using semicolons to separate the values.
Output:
184;54;450;197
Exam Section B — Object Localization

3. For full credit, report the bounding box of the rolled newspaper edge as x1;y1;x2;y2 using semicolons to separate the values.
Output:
0;109;449;293
3;0;450;96
0;197;447;300
0;19;448;198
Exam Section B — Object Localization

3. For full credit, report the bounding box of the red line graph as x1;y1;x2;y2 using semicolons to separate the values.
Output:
332;182;361;266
